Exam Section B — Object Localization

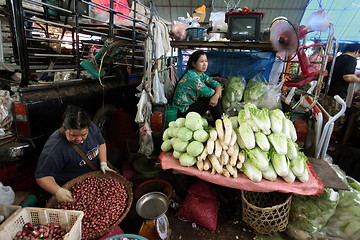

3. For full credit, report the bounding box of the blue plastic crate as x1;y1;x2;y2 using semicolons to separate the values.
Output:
187;27;206;41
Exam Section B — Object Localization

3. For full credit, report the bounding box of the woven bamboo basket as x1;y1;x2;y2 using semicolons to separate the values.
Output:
46;171;133;240
241;191;292;235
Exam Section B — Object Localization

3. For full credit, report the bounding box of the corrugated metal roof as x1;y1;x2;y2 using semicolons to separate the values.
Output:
154;0;309;31
153;0;359;42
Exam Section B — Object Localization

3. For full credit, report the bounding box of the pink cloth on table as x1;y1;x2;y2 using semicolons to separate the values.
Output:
159;152;324;196
97;226;124;240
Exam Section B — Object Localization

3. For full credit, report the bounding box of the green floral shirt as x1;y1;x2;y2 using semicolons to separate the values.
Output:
173;69;220;113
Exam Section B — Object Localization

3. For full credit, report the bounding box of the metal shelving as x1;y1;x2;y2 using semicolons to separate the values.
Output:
4;0;154;86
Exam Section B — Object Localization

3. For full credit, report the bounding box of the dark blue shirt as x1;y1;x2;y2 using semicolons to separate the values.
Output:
35;122;105;184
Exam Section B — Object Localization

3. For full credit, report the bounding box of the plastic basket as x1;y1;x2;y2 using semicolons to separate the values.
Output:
0;205;22;228
187;27;206;41
0;207;84;240
45;171;133;240
241;191;292;235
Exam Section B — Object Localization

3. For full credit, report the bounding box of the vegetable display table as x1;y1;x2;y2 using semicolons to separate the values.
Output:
159;152;324;195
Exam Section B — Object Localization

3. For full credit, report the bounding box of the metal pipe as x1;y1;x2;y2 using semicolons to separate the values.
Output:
33;53;74;57
35;69;76;73
6;0;30;87
25;18;74;29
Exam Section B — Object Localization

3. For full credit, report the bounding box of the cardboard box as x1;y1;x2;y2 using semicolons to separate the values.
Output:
192;12;206;22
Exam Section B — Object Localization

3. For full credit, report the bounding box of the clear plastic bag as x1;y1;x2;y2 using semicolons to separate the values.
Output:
0;182;15;205
209;11;228;32
138;121;154;157
171;19;188;41
153;69;167;104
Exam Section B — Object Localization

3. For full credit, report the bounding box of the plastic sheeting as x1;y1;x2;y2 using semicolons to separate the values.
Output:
177;49;276;81
159;152;324;196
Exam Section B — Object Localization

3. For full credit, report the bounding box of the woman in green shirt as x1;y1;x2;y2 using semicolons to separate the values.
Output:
173;50;223;122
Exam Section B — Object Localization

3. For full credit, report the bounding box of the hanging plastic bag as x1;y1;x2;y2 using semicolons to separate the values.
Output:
306;9;330;32
138;121;154;157
153;69;168;104
135;90;147;123
0;182;15;205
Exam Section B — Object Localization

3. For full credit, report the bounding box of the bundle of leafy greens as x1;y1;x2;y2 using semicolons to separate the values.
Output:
285;188;340;240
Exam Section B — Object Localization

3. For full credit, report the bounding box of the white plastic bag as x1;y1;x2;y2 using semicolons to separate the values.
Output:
209;12;228;32
306;9;330;32
153;69;168;104
0;182;15;205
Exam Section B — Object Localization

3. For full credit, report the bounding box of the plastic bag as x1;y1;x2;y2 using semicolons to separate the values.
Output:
319;177;360;240
221;75;246;116
138;121;154;157
285;188;340;240
306;9;330;32
209;12;228;32
243;74;269;107
171;19;188;41
258;82;282;110
153;69;167;104
0;182;15;205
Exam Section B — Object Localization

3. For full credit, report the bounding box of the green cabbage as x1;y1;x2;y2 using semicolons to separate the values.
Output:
269;109;285;133
172;150;182;159
162;128;171;141
268;132;288;155
223;75;246;102
241;160;262;182
161;139;172;152
243;79;268;105
193;129;209;143
186;141;204;157
175;117;186;128
250;108;271;132
255;131;270;151
172;138;188;152
201;118;208;128
262;162;277;181
286;138;299;161
168;121;177;129
290;151;307;177
177;127;193;142
238;122;255;149
270;149;289;177
185;112;203;131
229;116;239;129
179;153;197;166
246;147;269;171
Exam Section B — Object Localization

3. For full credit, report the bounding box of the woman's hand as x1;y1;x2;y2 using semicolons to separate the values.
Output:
209;85;222;107
209;93;220;107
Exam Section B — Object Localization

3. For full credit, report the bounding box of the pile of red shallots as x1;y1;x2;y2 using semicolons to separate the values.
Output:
13;222;67;240
56;176;129;239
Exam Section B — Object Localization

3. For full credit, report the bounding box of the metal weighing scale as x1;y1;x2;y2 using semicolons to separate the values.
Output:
136;192;171;240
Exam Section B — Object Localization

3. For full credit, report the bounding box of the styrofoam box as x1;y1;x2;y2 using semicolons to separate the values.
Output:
0;207;84;240
0;205;22;228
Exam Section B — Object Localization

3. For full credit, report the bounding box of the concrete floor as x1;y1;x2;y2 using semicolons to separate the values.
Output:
119;171;292;240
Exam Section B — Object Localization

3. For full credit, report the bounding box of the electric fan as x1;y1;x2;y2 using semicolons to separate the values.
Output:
269;17;320;87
